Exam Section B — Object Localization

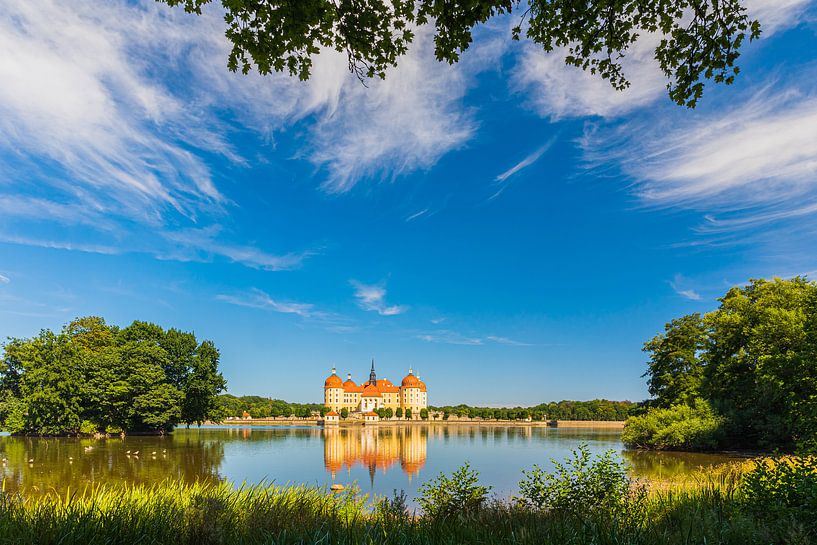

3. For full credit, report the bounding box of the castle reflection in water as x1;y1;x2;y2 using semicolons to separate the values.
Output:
323;426;428;482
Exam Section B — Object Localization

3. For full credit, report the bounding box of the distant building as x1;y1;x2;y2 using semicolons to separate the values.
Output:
323;360;428;417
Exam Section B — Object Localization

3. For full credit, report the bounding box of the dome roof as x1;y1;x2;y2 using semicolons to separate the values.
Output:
401;372;420;388
362;383;381;396
418;379;427;392
324;368;343;388
343;378;357;388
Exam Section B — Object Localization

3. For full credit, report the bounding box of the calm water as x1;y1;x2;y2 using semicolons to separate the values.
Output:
0;425;740;500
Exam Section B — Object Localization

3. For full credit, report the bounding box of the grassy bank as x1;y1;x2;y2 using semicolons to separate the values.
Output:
0;451;814;545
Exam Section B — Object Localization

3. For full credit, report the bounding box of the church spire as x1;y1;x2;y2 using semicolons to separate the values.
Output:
369;358;377;385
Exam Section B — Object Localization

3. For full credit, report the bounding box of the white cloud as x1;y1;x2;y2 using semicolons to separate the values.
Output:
0;0;508;268
669;274;703;301
351;281;407;316
745;0;813;34
308;25;484;192
0;273;9;284
216;289;318;318
0;0;225;224
512;33;667;119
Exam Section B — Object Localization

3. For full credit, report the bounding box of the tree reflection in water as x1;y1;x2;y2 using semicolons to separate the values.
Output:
0;433;225;497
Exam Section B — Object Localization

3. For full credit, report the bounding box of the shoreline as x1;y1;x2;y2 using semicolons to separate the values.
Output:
209;418;626;429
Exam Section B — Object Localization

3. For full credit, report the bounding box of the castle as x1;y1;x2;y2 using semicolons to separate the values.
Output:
323;360;428;416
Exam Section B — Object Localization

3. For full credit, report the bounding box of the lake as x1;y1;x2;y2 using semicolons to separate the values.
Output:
0;424;741;501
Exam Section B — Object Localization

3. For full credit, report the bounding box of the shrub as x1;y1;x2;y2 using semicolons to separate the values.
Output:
79;420;97;435
417;463;491;519
739;455;817;532
622;399;724;450
340;408;348;419
517;445;642;518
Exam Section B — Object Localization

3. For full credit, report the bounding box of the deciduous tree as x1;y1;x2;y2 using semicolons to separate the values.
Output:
158;0;759;108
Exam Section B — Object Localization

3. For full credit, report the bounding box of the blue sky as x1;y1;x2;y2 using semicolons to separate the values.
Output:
1;1;816;406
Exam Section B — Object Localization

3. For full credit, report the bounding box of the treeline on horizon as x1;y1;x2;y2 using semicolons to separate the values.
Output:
216;394;326;419
624;277;817;453
429;400;636;421
0;317;225;436
214;396;635;421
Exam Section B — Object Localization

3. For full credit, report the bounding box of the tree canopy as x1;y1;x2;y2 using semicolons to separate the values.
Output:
159;0;759;108
625;277;817;452
0;317;226;435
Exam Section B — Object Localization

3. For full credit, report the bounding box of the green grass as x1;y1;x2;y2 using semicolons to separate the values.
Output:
1;452;814;545
0;477;809;545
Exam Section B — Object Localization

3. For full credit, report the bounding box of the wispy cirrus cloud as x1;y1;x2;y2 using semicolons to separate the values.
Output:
405;208;430;222
417;329;532;346
669;274;703;301
0;0;508;271
495;139;555;183
584;84;817;235
351;281;407;316
162;226;314;271
489;136;557;200
216;289;319;318
0;273;9;285
216;288;360;334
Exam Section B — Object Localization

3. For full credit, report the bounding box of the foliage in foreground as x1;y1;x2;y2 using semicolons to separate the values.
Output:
622;400;725;450
0;449;815;545
158;0;760;109
626;277;817;452
0;317;226;435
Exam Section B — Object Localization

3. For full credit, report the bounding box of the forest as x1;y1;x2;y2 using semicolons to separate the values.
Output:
0;317;225;435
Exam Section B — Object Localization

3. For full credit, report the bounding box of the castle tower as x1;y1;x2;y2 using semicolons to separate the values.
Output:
369;358;377;385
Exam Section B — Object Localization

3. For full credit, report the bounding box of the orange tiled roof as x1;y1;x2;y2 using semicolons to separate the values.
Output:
362;383;381;397
325;374;343;388
376;379;400;393
401;374;420;388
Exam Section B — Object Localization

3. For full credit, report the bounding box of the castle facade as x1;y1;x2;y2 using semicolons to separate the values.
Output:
323;360;427;415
